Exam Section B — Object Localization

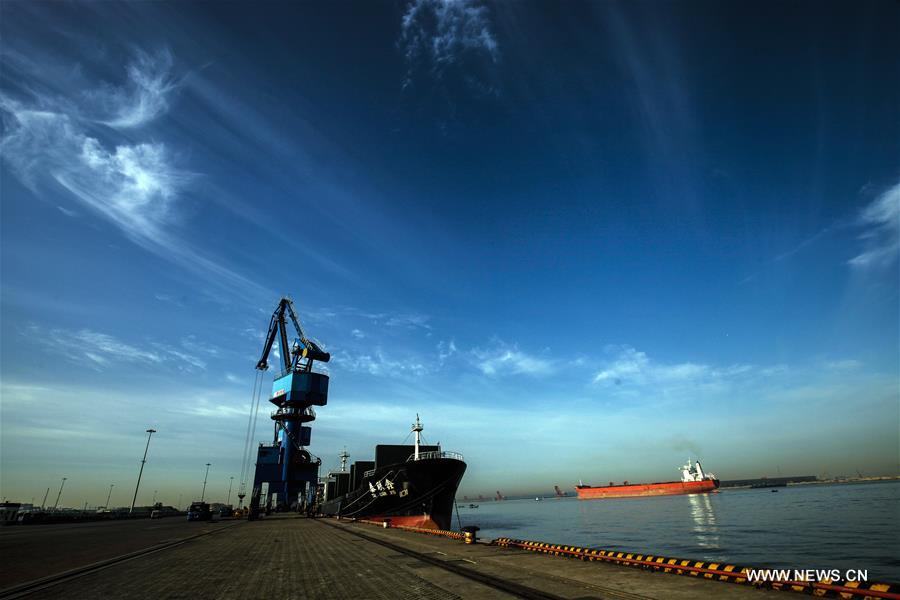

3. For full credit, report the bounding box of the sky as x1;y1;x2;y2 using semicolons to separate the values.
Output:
1;0;898;508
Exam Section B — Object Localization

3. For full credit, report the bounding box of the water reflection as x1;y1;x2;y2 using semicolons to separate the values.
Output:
688;493;720;550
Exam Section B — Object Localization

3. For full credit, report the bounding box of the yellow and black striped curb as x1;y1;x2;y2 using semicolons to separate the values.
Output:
491;538;900;599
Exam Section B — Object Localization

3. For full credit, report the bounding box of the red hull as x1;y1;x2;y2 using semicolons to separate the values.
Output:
576;478;719;499
368;514;440;529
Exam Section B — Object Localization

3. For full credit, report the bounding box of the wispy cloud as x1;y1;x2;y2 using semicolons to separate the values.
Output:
437;339;457;364
46;328;163;368
0;49;269;301
332;348;428;377
1;102;180;243
848;181;900;269
773;225;836;263
385;313;432;330
38;326;209;373
593;346;751;387
400;0;499;88
307;306;432;332
470;341;555;376
91;49;176;129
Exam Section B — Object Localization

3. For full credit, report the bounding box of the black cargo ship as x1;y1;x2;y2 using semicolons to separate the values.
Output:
319;416;466;530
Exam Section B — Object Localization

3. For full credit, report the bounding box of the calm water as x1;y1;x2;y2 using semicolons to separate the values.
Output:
454;480;900;582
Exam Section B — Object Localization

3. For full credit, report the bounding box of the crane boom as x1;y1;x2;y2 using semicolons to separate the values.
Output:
256;297;330;372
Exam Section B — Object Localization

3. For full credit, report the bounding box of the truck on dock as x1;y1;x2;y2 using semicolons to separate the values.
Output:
187;502;212;521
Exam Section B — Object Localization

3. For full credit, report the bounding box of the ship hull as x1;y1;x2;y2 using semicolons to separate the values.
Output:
320;457;466;530
576;478;719;499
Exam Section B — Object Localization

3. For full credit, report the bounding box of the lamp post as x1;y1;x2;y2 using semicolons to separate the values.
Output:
105;484;114;509
130;428;157;514
227;476;234;506
200;463;211;502
52;477;67;511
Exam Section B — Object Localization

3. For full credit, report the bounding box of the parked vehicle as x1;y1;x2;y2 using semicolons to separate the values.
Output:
187;502;211;521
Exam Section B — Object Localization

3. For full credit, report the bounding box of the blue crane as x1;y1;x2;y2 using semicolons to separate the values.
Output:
247;296;330;519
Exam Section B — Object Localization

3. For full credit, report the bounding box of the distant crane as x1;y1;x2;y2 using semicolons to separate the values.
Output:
495;490;505;501
554;485;568;498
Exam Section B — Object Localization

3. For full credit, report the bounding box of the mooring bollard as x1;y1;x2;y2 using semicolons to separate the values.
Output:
461;525;480;544
383;519;391;529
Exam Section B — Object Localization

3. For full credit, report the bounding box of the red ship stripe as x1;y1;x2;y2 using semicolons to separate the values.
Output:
576;479;718;499
368;514;439;529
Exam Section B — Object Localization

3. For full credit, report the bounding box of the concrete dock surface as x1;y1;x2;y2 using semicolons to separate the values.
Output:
0;515;775;599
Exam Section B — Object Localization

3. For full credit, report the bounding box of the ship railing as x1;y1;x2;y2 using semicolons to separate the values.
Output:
406;451;464;462
363;468;376;477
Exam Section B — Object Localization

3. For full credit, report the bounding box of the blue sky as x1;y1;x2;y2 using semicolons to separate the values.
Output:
1;1;898;507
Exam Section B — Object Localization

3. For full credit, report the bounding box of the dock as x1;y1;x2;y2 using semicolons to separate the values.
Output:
0;516;781;599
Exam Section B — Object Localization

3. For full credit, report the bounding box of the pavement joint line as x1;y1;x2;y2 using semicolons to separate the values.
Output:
336;521;670;600
320;519;569;600
479;548;658;600
0;521;243;599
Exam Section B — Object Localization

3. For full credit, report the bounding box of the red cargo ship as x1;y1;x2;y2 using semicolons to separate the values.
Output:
576;459;719;499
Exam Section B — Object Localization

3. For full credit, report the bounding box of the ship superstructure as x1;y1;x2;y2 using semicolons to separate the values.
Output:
319;415;466;529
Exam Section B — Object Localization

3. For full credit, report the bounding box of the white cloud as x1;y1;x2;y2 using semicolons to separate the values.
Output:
825;359;862;371
400;0;499;86
470;341;555;376
351;329;365;339
92;49;176;129
332;348;428;377
0;50;270;301
37;326;213;373
437;339;457;364
176;401;248;419
45;328;163;368
385;313;432;330
57;133;181;243
593;346;752;387
848;181;900;269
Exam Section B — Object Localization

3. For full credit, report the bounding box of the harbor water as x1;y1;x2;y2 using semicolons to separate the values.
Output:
455;480;900;582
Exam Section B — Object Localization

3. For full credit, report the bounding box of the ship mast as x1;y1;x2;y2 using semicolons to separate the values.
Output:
412;414;423;460
339;448;349;472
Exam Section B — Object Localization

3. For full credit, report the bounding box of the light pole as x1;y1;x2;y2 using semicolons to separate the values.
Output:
105;484;114;509
200;463;211;502
130;428;157;513
227;476;234;506
52;477;67;511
